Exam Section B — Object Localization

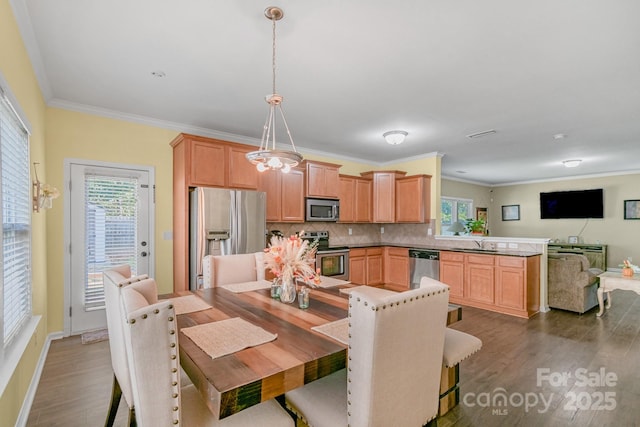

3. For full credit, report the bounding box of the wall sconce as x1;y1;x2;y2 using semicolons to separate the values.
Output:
32;162;59;212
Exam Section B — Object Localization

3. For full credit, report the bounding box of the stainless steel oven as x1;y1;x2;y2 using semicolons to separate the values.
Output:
301;230;349;281
316;248;349;281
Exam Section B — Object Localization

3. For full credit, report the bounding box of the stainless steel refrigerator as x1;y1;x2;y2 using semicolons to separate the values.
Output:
189;187;266;290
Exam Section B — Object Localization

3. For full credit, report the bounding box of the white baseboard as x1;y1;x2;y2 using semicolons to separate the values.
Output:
14;331;64;427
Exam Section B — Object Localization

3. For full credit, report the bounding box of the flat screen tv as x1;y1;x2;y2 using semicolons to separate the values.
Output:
540;188;604;219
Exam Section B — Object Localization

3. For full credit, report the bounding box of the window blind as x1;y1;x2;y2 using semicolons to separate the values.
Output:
84;174;138;310
1;87;31;347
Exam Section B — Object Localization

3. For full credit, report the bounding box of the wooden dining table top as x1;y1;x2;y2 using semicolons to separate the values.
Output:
172;284;461;420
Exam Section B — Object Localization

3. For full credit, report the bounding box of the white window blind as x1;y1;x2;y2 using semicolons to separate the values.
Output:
0;86;32;347
84;174;139;310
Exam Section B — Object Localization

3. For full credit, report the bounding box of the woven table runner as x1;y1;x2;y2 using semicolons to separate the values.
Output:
182;317;277;359
220;280;272;293
170;294;212;315
315;276;351;289
311;318;348;345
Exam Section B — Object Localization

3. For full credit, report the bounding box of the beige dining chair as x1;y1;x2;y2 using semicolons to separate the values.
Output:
285;283;450;427
119;285;295;426
201;252;266;288
103;266;153;427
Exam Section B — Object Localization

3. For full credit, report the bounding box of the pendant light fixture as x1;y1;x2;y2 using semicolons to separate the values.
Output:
246;6;303;174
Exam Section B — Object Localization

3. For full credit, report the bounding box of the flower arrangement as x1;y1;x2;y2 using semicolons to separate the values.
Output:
264;231;320;286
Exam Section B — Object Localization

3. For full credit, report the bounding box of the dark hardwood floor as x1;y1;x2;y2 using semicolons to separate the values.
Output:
27;291;640;426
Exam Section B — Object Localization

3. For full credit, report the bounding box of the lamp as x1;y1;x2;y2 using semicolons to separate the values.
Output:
562;159;581;168
383;130;408;145
448;221;466;236
32;162;59;212
245;7;303;174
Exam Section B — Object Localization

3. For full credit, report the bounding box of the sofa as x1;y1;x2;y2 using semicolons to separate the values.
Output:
547;253;602;314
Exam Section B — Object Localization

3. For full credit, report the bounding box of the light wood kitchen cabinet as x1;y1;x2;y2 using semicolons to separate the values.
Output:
258;167;305;222
172;133;259;189
349;247;384;286
464;254;495;305
171;133;261;291
395;174;432;223
305;160;340;199
495;255;540;317
440;251;540;318
384;247;410;289
360;171;406;223
338;175;372;223
440;251;465;298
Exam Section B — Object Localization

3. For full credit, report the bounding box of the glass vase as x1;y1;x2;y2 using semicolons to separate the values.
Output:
279;277;296;304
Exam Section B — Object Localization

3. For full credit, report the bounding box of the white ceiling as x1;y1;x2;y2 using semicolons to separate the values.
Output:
13;0;640;185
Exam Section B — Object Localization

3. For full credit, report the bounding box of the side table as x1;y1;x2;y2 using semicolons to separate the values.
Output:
597;271;640;317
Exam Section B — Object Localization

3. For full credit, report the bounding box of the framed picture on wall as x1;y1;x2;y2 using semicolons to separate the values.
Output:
476;207;488;223
624;199;640;219
502;205;520;221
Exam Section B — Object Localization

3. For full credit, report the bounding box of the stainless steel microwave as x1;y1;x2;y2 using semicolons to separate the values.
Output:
305;198;340;222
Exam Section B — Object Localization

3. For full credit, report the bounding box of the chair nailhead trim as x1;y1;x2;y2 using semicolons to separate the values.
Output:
154;309;160;314
171;355;176;360
130;319;136;324
168;304;174;309
170;343;176;348
169;316;174;321
142;314;147;319
173;420;179;425
172;368;177;373
172;393;178;398
172;381;178;386
170;329;175;335
173;406;178;411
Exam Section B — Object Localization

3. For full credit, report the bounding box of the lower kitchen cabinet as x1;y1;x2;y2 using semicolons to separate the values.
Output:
384;247;409;290
349;247;384;286
440;251;540;318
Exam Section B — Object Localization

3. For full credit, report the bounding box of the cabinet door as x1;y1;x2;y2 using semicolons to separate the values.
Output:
495;268;525;310
190;141;226;187
465;255;495;304
366;248;384;286
395;175;430;223
440;252;465;298
306;162;340;199
228;145;259;189
338;176;355;223
372;172;396;223
281;169;305;222
495;256;526;310
258;170;282;222
354;178;372;222
385;247;409;288
349;249;366;285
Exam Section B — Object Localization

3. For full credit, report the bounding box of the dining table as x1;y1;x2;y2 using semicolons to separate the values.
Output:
171;281;462;420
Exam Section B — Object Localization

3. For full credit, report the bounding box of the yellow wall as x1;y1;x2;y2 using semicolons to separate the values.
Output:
0;0;48;425
45;109;179;330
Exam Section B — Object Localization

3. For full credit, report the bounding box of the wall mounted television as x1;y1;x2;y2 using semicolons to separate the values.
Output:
540;188;604;219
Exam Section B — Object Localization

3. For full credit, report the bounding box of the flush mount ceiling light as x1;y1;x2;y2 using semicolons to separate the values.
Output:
245;6;303;174
383;130;408;145
553;133;567;140
562;159;582;168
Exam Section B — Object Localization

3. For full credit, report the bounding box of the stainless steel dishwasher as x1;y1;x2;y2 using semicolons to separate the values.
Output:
408;249;440;289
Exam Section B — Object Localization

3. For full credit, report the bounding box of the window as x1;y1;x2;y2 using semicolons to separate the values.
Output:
441;197;473;235
0;83;32;349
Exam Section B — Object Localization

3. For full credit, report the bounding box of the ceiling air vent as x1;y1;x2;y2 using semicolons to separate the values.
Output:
466;129;497;139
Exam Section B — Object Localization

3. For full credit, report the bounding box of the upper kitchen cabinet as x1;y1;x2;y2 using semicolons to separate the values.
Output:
170;133;259;190
360;171;406;223
304;160;340;199
396;174;432;223
258;167;305;222
338;175;372;223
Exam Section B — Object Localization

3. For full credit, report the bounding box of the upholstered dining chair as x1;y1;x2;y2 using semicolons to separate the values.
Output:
285;283;450;427
201;252;266;288
119;285;295;427
103;266;154;427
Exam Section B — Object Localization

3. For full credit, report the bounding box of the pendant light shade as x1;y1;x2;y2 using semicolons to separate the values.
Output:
246;7;303;173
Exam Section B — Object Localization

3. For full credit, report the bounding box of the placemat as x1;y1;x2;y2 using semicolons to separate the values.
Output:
315;276;351;288
182;317;277;359
170;294;212;315
220;280;272;293
311;318;348;345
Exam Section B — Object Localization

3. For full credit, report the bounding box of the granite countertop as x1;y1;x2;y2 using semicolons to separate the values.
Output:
340;242;541;257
